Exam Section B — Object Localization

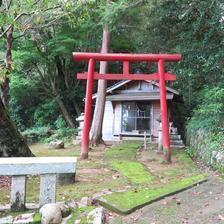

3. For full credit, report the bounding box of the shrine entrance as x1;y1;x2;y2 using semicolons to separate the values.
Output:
73;53;181;162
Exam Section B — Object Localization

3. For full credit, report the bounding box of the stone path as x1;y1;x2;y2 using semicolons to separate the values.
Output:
116;177;224;224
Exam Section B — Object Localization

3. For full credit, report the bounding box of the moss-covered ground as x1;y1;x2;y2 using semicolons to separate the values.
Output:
98;142;208;214
0;141;207;218
99;174;207;214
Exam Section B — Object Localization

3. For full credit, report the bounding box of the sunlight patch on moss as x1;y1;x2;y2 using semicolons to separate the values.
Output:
105;141;142;161
33;213;41;224
111;160;155;184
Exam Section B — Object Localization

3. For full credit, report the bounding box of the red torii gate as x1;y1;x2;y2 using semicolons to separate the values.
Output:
73;52;182;162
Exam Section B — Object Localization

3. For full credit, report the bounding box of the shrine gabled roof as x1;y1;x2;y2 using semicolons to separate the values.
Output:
92;80;179;99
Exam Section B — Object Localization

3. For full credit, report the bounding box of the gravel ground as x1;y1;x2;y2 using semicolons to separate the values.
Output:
0;176;11;189
109;176;224;224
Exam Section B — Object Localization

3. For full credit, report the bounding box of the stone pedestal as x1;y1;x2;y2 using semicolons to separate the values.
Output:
10;176;26;211
39;174;57;207
76;113;84;140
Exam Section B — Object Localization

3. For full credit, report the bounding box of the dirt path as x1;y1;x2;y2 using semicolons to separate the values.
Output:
115;176;224;224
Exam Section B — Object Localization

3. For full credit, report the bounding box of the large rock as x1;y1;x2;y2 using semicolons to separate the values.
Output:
48;140;64;149
211;150;224;165
40;203;62;224
87;207;105;224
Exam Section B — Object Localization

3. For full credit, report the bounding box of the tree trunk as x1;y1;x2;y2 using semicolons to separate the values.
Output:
55;96;75;128
1;26;13;107
0;98;33;157
90;27;110;145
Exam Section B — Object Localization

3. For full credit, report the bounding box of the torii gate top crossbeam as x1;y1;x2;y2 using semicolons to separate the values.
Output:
73;52;181;62
73;52;182;81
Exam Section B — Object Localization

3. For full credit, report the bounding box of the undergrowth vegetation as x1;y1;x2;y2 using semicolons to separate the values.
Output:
187;87;224;173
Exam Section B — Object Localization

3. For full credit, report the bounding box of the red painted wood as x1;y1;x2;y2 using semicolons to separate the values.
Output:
73;52;182;62
158;59;171;162
77;72;176;81
123;61;129;74
81;59;95;159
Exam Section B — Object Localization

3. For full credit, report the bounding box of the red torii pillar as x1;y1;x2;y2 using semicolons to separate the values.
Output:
73;53;182;162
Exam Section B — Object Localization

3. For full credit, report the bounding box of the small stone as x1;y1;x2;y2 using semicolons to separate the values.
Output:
79;197;92;207
87;207;105;224
0;216;13;224
57;202;72;217
13;213;34;224
67;200;78;210
48;140;64;149
74;220;81;224
40;203;62;224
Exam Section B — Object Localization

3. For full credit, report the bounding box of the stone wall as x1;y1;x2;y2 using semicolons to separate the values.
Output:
187;129;224;170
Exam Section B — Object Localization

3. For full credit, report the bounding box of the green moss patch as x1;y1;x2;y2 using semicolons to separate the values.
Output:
177;150;198;171
97;174;207;214
67;206;95;224
33;213;41;224
111;161;155;184
105;141;142;160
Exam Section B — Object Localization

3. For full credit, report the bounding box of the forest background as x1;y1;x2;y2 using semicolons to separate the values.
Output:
0;0;223;164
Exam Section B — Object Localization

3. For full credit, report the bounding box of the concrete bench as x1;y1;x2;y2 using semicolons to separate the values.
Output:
0;157;77;211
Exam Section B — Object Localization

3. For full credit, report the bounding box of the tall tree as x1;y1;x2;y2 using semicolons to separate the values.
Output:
0;98;33;157
0;0;64;156
90;26;110;145
90;0;145;146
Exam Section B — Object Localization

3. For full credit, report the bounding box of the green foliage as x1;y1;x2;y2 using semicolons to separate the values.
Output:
33;99;59;127
187;87;224;131
0;0;223;150
187;132;224;166
9;72;41;130
22;126;52;143
44;127;77;143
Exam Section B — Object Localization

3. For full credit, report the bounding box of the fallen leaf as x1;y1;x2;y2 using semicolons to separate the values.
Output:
162;201;168;205
218;215;224;221
193;191;201;196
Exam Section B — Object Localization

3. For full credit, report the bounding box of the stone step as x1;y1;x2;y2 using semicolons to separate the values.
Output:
169;134;181;140
151;138;183;143
171;144;185;149
170;139;184;144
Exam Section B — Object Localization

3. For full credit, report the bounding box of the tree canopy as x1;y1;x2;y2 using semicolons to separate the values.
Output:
0;0;223;145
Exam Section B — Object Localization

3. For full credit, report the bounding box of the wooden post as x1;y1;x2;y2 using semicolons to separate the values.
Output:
158;59;171;162
81;59;95;159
